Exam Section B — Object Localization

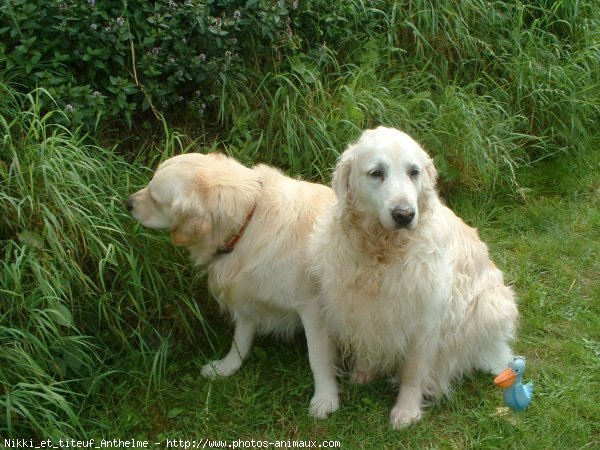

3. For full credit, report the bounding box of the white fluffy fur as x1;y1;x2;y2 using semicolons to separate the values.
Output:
308;127;518;428
127;152;339;418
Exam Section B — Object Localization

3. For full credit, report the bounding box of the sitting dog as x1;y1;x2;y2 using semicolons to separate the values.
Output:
308;127;518;427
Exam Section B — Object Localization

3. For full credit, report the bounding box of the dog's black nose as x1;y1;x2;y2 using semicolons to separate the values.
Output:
391;206;415;227
125;198;134;212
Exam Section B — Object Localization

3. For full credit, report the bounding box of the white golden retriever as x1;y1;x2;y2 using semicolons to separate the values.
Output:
126;152;339;418
308;127;518;428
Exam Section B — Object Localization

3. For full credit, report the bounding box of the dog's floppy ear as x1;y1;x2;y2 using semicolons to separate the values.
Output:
423;154;439;193
213;178;260;220
332;147;354;216
170;200;211;247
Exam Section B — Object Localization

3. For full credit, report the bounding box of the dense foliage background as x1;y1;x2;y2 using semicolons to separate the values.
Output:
1;0;599;445
3;0;598;185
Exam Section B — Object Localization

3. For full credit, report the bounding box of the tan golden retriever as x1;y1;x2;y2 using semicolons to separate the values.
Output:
127;152;339;418
308;127;518;428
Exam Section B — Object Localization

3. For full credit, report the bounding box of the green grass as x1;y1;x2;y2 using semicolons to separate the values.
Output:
1;0;600;446
0;85;212;439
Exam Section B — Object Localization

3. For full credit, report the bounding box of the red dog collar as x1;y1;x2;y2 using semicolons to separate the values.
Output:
215;204;257;255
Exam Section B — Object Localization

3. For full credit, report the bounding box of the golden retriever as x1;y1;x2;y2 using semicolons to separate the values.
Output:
308;127;518;428
127;152;339;418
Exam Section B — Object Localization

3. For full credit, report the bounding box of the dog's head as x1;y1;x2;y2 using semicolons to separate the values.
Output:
333;126;437;231
126;152;262;261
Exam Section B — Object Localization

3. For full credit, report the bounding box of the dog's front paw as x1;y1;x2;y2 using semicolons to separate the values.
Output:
201;359;239;379
390;405;423;429
309;393;340;419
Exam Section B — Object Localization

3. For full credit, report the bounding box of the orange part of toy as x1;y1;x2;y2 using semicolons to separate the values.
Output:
494;367;516;389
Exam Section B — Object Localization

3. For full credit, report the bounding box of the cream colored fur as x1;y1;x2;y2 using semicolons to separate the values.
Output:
308;127;518;428
127;152;339;418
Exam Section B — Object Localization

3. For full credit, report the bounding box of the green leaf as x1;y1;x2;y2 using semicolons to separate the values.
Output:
167;407;184;419
17;231;44;249
63;348;83;372
48;303;73;327
253;346;268;361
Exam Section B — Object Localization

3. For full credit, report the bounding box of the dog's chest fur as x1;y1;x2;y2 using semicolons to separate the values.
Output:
313;217;449;369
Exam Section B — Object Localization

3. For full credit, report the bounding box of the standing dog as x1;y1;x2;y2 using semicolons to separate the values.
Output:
308;127;518;428
127;152;339;418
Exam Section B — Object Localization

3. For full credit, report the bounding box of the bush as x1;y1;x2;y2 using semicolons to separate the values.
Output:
4;1;598;191
0;0;299;127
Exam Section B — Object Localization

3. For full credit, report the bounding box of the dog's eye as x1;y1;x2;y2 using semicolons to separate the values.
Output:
368;168;385;180
409;167;421;178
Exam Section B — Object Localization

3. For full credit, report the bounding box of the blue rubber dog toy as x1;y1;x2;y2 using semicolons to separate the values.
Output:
494;356;533;411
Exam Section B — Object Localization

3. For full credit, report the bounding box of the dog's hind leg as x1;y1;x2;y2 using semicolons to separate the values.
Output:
476;339;514;376
472;287;517;376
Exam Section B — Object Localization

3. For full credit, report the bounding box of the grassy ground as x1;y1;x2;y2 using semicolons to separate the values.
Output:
86;143;599;449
